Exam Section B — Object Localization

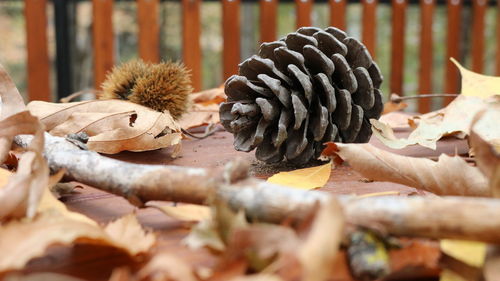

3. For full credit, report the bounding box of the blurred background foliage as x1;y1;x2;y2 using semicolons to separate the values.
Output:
0;0;498;111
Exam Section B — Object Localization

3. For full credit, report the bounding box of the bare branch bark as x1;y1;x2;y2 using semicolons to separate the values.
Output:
14;134;500;243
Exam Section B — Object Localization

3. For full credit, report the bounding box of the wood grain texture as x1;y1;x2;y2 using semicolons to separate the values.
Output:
418;0;434;113
138;0;160;63
296;0;312;28
444;0;462;105
362;0;377;58
92;0;114;90
25;0;51;101
329;0;346;30
222;0;241;80
182;0;202;91
390;0;407;96
471;0;486;73
260;0;278;43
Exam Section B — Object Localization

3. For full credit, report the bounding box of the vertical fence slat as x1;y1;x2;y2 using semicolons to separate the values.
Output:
471;0;486;73
93;0;114;89
25;0;51;101
138;0;160;63
444;0;462;105
222;0;240;80
418;0;434;113
362;0;377;58
497;0;500;75
182;0;202;91
296;0;312;28
329;0;346;30
390;0;406;96
260;0;277;43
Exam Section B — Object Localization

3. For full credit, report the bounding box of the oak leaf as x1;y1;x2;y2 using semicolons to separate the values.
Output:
333;143;489;196
27;100;182;154
266;162;332;190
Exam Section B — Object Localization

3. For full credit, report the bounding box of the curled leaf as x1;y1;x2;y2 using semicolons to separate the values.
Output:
27;100;182;154
0;211;155;272
335;143;489;196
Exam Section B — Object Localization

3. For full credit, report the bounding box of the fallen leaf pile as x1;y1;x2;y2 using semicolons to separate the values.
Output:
0;57;499;281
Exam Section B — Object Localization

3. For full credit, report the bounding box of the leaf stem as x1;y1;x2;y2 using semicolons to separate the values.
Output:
390;93;459;104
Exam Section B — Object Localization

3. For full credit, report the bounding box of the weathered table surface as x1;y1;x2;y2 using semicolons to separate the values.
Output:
22;128;468;280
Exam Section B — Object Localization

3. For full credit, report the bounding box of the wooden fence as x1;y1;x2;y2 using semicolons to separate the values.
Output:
24;0;500;112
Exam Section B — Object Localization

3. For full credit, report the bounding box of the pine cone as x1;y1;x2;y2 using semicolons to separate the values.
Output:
220;27;384;164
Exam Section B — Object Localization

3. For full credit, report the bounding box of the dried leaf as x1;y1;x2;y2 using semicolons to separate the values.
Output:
441;240;486;268
372;59;500;150
184;219;226;251
229;275;284;281
4;272;86;281
190;85;226;105
104;213;156;255
0;211;155;272
382;100;408;115
0;168;11;187
334;143;489;196
179;103;220;129
37;170;96;226
178;86;225;129
136;253;198;281
378;111;412;129
451;58;500;99
298;198;344;281
147;202;211;222
470;116;500;196
27;100;182;154
0;111;48;220
266;162;332;190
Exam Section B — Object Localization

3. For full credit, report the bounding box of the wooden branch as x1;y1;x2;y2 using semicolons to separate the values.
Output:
14;134;500;243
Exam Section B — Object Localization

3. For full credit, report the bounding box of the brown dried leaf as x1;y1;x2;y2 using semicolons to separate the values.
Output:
0;211;155;272
179;86;225;129
179;103;220;129
27;100;182;154
190;86;226;105
335;143;489;196
4;272;86;281
378;112;412;129
136;253;199;281
147;202;211;222
470;114;500;196
104;213;157;255
298;198;344;281
229;275;284;281
0;111;48;220
372;95;500;150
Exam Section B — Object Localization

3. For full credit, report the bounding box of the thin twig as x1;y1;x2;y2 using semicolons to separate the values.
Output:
181;123;219;140
390;93;459;104
59;89;102;103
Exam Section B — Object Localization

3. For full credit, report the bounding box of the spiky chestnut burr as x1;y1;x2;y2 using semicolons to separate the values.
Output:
100;60;193;120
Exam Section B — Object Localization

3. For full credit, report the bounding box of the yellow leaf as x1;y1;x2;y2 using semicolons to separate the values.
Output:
147;202;211;222
451;58;500;99
358;191;400;198
266;162;332;190
439;269;467;281
441;239;486;268
0;168;12;188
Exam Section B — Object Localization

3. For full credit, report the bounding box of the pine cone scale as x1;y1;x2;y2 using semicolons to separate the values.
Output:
220;27;384;164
